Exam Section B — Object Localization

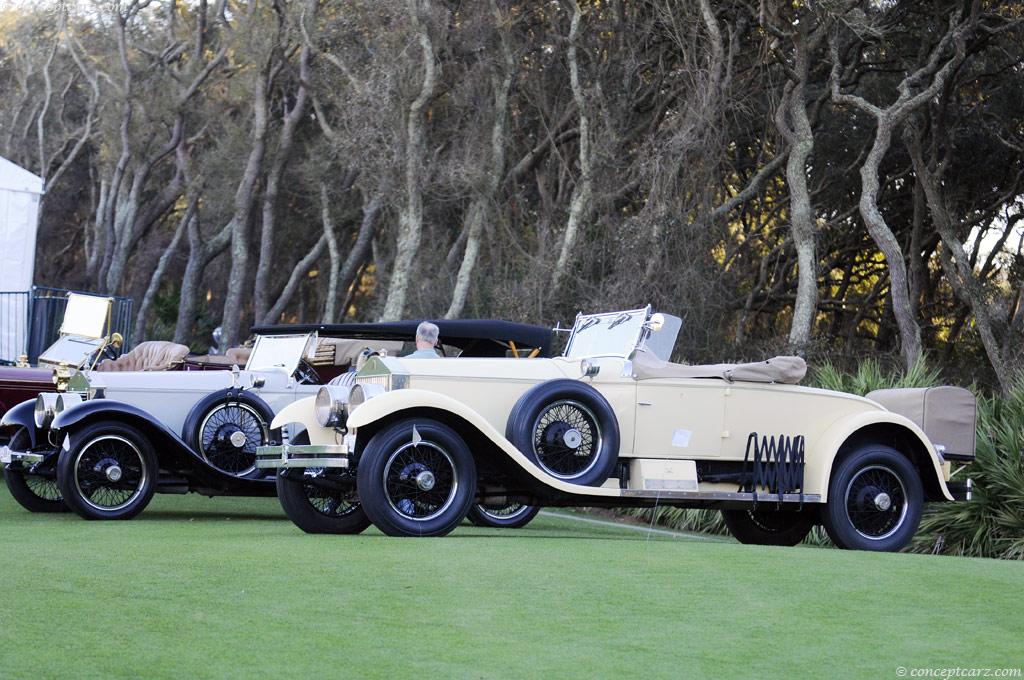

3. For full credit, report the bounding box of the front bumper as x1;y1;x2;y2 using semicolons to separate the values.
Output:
256;443;352;470
0;445;46;466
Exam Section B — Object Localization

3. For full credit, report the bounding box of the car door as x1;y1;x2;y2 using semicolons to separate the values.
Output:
632;378;726;459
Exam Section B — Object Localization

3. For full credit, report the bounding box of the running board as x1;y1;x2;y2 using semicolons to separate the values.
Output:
620;490;820;503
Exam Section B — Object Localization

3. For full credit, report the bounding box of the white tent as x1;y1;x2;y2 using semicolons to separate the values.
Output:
0;156;44;362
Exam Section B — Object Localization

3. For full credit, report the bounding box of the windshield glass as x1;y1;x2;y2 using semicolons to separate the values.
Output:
60;294;112;339
563;309;650;359
563;308;682;361
38;335;104;368
246;333;315;373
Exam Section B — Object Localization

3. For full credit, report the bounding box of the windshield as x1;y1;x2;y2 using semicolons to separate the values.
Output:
60;294;113;339
563;309;650;359
245;333;316;374
37;335;105;368
563;308;682;361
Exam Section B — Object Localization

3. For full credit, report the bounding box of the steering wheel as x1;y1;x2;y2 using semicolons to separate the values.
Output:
294;359;321;385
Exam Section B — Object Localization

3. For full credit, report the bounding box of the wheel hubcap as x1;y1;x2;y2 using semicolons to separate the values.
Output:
384;440;459;522
75;434;147;512
843;464;908;541
532;400;603;480
199;402;265;476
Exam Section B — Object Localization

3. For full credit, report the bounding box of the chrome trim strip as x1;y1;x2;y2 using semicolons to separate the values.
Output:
620;490;821;503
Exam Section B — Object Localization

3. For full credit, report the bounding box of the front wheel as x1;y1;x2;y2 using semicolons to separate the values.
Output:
821;444;923;552
276;470;370;534
720;508;815;546
4;428;65;513
467;503;541;529
57;421;157;520
357;419;476;537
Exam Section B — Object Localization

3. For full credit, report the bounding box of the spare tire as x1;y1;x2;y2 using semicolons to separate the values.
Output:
182;388;273;478
506;379;619;487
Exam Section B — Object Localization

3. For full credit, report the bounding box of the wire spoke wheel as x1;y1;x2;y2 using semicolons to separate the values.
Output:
467;502;541;528
198;402;266;476
302;471;362;519
843;465;908;541
4;428;65;513
73;435;148;512
531;399;602;479
383;442;459;522
24;474;62;501
481;503;531;520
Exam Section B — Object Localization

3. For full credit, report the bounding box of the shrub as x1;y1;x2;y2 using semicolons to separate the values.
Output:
910;382;1024;560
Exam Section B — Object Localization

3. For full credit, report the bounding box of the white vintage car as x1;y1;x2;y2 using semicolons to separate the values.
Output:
260;307;976;551
1;320;551;522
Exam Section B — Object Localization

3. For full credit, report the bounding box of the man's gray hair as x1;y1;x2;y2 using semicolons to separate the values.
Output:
416;321;440;346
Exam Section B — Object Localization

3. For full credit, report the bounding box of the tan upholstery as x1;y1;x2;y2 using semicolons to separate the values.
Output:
632;351;806;384
95;341;191;372
309;338;405;367
224;347;252;366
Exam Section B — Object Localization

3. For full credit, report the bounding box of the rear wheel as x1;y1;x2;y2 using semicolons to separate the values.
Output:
4;429;64;513
467;503;541;528
821;444;923;552
720;508;815;546
357;419;476;537
57;421;157;520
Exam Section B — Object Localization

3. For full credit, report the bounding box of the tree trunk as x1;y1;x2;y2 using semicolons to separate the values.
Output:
219;64;273;347
551;2;592;292
381;0;437;321
445;0;513;319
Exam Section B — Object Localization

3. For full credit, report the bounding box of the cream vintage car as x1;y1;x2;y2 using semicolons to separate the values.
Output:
258;307;975;551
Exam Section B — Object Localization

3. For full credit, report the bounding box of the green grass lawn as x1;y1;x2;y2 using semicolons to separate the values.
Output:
1;488;1021;680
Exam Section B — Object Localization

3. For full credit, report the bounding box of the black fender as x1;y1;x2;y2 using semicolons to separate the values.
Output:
2;398;43;448
51;399;276;494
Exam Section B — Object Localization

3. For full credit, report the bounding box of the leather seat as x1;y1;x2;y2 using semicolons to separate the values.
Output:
95;341;191;372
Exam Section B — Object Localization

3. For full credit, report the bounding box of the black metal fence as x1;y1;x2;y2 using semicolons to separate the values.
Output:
0;286;133;365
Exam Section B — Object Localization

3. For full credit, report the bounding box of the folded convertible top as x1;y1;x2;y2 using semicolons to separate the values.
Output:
632;351;806;384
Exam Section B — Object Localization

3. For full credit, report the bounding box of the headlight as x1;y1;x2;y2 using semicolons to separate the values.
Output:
56;392;85;415
315;385;350;428
349;383;386;412
35;393;59;429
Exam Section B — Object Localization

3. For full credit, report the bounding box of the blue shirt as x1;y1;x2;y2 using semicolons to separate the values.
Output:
404;348;441;359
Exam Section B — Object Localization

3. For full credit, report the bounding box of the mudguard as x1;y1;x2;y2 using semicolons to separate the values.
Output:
51;399;276;494
345;388;617;498
1;399;40;447
804;409;952;502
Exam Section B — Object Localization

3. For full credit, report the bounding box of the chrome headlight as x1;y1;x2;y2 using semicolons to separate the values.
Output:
349;383;386;412
315;385;350;428
56;392;86;416
35;393;59;429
